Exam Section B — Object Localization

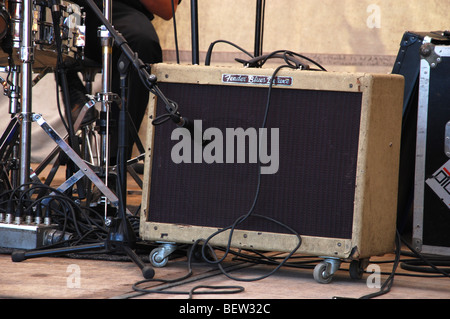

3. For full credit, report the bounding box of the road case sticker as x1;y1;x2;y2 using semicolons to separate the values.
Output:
426;159;450;208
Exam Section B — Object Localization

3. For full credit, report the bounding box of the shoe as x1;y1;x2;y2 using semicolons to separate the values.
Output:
71;100;98;126
65;71;99;126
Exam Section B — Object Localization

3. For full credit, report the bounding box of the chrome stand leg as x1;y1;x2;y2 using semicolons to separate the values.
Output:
18;0;34;194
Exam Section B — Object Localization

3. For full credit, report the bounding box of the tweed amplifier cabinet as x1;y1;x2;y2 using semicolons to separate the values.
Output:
140;63;404;262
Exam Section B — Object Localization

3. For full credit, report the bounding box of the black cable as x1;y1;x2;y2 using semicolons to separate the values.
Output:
5;181;109;246
331;230;450;299
258;50;327;71
400;238;450;277
356;230;402;299
151;99;179;126
205;40;254;66
225;248;322;269
229;234;450;280
132;239;245;298
400;259;450;274
203;38;326;72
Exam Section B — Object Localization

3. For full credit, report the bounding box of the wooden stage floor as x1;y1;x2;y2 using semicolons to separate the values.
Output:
1;248;449;300
0;164;449;301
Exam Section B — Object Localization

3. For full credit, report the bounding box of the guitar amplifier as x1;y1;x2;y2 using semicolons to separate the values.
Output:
140;63;404;261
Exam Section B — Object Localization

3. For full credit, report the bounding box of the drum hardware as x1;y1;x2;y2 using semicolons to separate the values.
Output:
95;0;114;221
0;114;20;192
0;0;85;70
0;0;154;214
0;0;85;194
18;0;34;194
51;0;88;201
6;0;158;280
0;0;113;206
29;92;144;206
8;66;20;114
31;112;125;211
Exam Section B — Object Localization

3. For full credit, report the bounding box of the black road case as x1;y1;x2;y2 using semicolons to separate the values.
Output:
394;31;450;255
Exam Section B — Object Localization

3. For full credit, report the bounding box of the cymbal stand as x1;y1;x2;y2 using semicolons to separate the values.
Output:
0;0;41;226
18;0;33;199
98;0;114;205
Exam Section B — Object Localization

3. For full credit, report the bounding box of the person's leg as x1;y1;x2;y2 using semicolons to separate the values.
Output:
111;2;163;157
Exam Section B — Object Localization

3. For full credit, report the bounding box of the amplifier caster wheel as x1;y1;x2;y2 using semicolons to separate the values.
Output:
313;258;342;284
149;243;177;268
349;258;370;280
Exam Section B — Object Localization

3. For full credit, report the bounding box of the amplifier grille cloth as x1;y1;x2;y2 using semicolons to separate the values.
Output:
147;82;362;239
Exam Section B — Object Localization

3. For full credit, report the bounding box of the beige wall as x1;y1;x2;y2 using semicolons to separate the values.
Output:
155;0;450;73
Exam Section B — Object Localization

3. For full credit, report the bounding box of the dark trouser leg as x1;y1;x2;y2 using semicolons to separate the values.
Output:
111;3;163;159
